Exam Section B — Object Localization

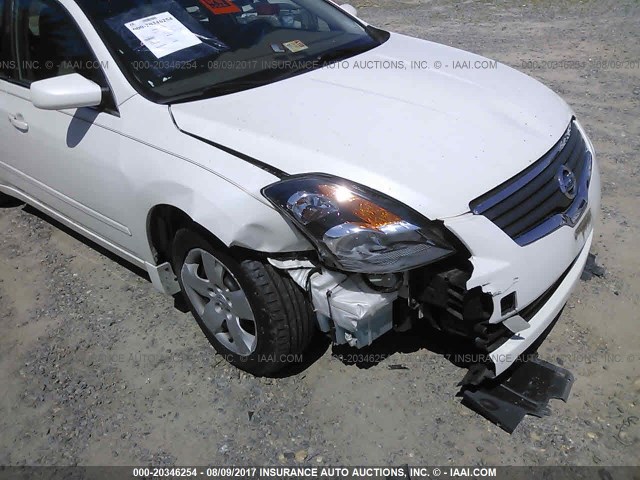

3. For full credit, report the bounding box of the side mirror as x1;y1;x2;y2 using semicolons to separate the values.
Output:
339;3;358;17
31;73;103;111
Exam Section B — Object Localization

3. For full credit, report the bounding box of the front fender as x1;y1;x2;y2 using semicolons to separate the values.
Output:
138;177;312;260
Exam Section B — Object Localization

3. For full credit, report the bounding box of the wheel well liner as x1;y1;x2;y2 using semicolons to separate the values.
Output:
147;205;198;265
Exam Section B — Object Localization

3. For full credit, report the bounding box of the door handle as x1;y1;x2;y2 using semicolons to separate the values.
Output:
8;113;29;132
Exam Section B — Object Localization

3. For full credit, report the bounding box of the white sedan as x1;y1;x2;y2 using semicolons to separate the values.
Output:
0;0;600;377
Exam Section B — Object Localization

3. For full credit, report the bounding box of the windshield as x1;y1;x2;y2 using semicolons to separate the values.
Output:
75;0;385;103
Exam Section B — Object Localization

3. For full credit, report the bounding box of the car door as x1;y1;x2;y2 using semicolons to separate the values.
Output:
0;0;18;189
0;0;137;252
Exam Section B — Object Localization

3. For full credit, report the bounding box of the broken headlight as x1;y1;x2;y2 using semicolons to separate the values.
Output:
262;175;455;274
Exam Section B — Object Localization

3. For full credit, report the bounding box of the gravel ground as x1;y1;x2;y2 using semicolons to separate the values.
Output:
1;0;639;468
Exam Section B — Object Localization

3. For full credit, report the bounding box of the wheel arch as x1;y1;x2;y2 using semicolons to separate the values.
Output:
143;195;313;297
139;155;314;285
146;204;230;266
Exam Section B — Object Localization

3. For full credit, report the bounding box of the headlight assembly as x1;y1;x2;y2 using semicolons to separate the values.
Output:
262;175;456;274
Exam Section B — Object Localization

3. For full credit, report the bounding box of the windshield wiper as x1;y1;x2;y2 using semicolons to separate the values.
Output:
166;77;272;103
198;78;270;96
168;61;314;103
314;43;373;65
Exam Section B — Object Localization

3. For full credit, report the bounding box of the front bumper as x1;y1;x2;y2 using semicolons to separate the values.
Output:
489;230;592;375
443;125;601;376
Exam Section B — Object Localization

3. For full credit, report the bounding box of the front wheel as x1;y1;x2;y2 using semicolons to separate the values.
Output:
172;227;316;376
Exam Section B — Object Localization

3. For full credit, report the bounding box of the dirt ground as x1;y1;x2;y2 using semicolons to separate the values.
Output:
1;0;639;468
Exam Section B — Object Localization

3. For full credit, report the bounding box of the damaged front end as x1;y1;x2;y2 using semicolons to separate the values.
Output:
259;173;516;378
262;125;599;379
269;217;591;385
269;248;509;377
261;173;507;361
261;174;494;356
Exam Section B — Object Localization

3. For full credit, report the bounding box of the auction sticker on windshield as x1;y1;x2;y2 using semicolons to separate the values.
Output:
283;40;308;53
125;12;202;58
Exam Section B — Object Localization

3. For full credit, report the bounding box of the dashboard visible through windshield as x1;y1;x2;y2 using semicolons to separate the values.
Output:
76;0;386;102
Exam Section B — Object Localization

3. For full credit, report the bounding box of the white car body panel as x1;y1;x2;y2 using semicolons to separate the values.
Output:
1;80;137;244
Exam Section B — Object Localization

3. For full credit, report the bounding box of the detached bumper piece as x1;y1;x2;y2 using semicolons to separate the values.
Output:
460;357;574;433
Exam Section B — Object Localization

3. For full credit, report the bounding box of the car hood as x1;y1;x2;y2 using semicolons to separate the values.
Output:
170;33;573;219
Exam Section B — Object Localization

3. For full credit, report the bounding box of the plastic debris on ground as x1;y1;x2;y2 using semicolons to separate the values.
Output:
581;253;606;281
460;357;575;433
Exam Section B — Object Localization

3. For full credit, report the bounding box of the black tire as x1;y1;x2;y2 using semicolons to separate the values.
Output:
172;227;316;376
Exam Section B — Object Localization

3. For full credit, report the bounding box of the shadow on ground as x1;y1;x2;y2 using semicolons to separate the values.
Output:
331;322;483;371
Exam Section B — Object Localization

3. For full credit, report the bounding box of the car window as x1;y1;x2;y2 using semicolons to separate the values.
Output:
13;0;107;87
0;0;10;78
76;0;387;103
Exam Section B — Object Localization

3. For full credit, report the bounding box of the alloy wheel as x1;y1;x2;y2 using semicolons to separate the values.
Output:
180;248;257;355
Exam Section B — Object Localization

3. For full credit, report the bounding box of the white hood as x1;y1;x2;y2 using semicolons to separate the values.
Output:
170;33;573;219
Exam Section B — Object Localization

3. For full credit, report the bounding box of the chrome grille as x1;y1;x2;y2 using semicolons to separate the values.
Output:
470;120;592;246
